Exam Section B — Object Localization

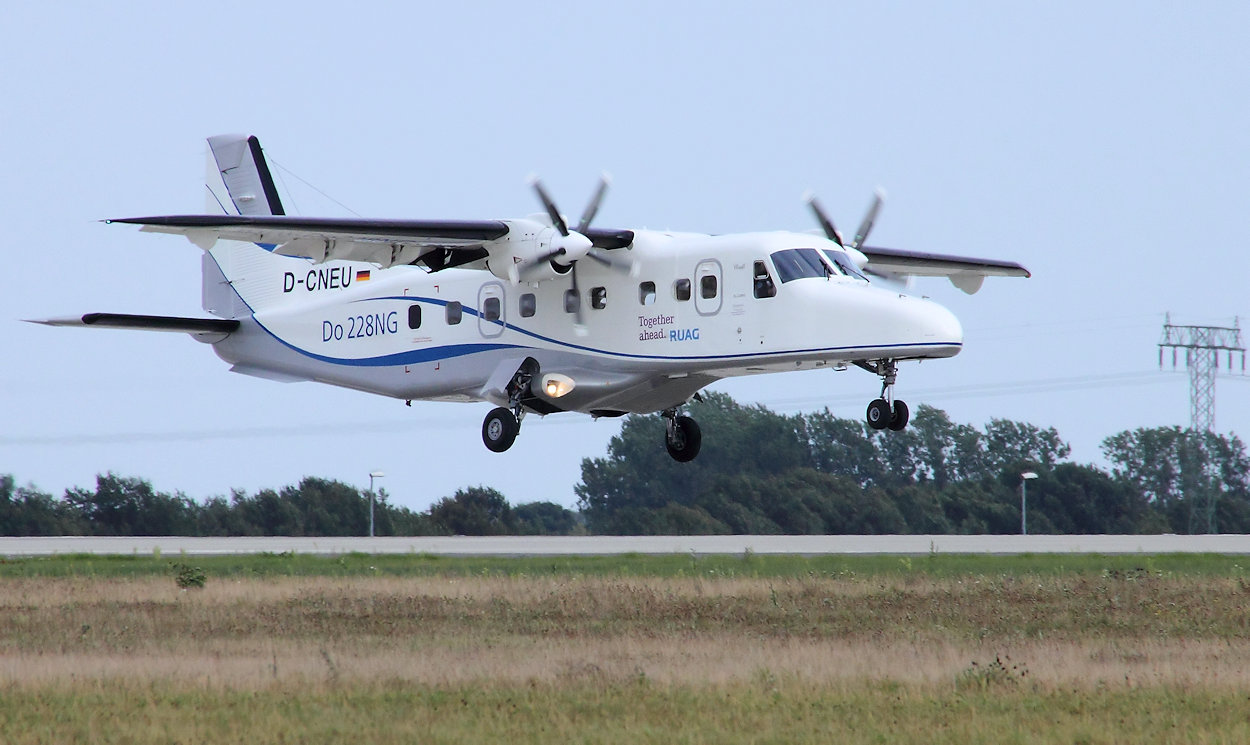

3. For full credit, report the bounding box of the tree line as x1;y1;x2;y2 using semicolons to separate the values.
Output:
575;393;1249;535
4;393;1247;536
0;476;578;537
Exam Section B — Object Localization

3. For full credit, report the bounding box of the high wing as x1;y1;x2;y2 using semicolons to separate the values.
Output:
857;245;1031;295
108;215;507;270
107;215;634;270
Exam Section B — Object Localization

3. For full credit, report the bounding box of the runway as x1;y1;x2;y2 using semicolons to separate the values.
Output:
2;534;1250;557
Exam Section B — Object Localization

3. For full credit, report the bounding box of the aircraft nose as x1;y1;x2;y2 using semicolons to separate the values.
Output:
922;298;963;345
890;295;963;358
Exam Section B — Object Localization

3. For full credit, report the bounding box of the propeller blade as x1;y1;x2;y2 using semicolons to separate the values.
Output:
575;174;611;234
850;189;885;249
530;178;569;236
585;246;635;274
570;262;586;332
514;246;568;281
804;192;843;247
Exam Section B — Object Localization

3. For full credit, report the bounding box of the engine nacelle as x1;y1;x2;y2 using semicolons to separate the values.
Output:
485;220;589;284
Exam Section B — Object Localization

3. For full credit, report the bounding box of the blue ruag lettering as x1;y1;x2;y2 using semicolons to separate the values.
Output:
669;328;700;342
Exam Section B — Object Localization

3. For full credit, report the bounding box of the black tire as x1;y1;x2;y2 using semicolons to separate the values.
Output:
482;407;519;453
866;398;891;430
665;415;702;462
889;399;910;431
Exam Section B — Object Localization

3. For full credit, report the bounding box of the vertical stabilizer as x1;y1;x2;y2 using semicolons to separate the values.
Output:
202;134;292;317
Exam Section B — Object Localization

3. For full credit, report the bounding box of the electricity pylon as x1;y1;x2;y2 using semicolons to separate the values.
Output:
1158;314;1244;432
1158;314;1245;534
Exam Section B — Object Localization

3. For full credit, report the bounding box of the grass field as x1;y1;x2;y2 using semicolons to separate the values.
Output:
2;552;1249;743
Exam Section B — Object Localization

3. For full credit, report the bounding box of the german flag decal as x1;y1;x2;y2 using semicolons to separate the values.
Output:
356;270;371;282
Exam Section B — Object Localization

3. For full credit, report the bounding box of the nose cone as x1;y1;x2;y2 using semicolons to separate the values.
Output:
911;296;964;357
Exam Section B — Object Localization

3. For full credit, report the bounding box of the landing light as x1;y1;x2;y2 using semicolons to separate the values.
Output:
542;373;576;398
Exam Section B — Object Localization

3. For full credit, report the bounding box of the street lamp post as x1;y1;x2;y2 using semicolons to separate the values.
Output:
1020;471;1038;535
368;471;385;537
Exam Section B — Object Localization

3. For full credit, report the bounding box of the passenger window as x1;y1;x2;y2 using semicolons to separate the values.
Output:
519;293;536;318
674;278;691;302
700;274;718;299
564;289;580;314
591;287;608;310
639;281;656;305
446;301;462;325
753;261;776;299
408;304;422;329
483;297;501;322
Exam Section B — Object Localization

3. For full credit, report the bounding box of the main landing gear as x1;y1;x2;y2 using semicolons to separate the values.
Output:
862;359;910;432
482;407;520;452
480;362;536;453
662;407;702;462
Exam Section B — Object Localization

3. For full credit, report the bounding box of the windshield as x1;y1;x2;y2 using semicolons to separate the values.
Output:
770;248;830;283
822;249;868;281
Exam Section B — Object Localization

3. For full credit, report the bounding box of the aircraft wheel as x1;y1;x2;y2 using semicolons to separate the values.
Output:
665;415;702;462
482;407;519;453
866;398;892;430
889;400;910;431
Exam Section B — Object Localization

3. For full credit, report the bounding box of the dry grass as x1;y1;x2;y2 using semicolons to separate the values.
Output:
5;569;1250;742
3;572;1250;690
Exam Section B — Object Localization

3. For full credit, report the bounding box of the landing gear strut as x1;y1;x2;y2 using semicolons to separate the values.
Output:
862;359;909;432
481;361;536;453
662;407;702;462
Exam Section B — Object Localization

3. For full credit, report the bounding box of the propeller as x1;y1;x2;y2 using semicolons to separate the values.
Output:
806;189;907;287
805;189;885;249
518;175;635;333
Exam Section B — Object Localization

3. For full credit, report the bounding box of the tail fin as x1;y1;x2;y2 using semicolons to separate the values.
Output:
205;134;285;216
202;134;292;317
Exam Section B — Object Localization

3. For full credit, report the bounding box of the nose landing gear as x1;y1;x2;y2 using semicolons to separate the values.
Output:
862;359;909;432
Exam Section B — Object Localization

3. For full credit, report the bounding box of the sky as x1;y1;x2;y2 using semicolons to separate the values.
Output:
3;2;1248;512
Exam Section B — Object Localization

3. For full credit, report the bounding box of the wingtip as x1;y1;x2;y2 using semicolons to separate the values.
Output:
23;316;83;327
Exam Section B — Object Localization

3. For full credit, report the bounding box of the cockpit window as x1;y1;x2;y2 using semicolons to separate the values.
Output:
822;250;868;281
770;248;830;283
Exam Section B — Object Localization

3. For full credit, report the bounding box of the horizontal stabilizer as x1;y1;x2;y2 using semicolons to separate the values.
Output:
27;313;240;336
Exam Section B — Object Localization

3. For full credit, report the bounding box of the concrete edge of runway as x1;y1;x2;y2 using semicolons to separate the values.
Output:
2;534;1250;557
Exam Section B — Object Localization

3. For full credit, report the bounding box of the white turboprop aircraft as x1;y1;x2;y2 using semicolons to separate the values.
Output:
33;135;1029;461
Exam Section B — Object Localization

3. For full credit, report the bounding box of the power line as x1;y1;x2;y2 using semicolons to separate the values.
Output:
755;370;1177;411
